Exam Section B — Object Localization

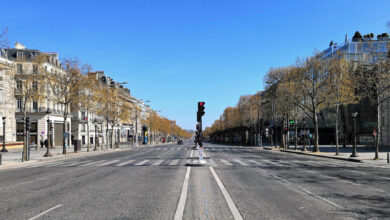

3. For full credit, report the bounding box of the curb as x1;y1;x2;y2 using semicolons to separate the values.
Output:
280;150;363;163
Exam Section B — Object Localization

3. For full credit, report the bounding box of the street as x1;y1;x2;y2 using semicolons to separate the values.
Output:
1;142;390;220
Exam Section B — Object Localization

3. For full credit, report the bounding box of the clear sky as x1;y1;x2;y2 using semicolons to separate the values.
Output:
1;0;389;129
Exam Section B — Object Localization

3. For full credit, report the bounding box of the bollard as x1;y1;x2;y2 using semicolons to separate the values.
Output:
387;152;389;164
0;153;2;165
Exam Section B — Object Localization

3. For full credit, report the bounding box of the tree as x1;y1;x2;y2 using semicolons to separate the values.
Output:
289;54;333;152
78;66;99;152
352;31;363;42
328;57;357;155
0;27;9;48
354;42;390;159
45;58;83;154
13;55;46;158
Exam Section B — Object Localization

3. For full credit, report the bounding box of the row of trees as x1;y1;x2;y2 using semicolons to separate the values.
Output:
10;54;191;153
142;112;192;142
205;39;390;159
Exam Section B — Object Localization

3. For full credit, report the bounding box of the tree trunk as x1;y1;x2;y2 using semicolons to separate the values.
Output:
313;105;320;152
375;101;380;159
87;110;90;152
110;126;114;148
106;121;109;149
335;103;339;155
294;118;298;150
63;114;67;155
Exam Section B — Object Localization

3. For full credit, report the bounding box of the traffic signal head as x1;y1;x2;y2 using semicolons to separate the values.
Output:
25;117;31;130
289;120;294;126
198;102;205;115
196;123;200;131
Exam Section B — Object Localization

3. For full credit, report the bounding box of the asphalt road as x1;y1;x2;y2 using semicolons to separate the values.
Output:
0;142;389;219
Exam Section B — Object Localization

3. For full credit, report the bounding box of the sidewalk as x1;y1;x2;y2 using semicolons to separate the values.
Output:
0;144;136;169
274;144;390;166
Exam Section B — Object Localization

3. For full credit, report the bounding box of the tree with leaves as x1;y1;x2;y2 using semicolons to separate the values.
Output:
45;58;83;154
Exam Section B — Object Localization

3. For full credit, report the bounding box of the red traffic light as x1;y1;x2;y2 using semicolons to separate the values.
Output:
199;102;204;106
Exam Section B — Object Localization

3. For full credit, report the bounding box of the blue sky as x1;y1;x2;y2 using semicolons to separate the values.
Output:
1;0;389;129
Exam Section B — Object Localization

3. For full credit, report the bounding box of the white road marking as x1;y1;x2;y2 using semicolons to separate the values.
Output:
63;160;92;167
97;160;120;166
156;148;161;151
31;161;62;168
220;159;233;166
248;160;263;166
135;160;150;166
44;161;68;167
169;159;180;166
209;167;243;220
300;188;343;209
152;159;164;166
272;175;342;209
233;159;249;166
115;160;135;167
190;150;194;157
174;167;191;220
27;204;63;220
79;160;106;167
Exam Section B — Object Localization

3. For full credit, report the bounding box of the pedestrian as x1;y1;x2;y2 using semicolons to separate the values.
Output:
40;139;44;149
44;139;49;149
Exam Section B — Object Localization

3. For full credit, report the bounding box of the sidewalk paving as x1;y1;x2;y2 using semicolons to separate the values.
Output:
0;141;175;169
274;144;390;166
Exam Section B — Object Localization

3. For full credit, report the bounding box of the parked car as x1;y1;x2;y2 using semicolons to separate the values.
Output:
177;140;183;145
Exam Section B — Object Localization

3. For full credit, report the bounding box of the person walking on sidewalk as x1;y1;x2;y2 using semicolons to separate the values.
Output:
40;139;44;149
44;139;48;149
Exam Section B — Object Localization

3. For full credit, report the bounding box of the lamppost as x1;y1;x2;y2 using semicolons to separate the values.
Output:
93;118;98;151
1;117;7;152
302;118;307;151
350;112;359;157
44;110;52;157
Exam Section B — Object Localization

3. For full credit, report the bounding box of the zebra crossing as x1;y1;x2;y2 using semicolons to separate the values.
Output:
28;157;329;168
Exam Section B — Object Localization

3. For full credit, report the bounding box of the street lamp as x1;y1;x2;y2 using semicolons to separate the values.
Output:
350;112;359;157
44;110;52;157
1;117;7;152
93;118;98;151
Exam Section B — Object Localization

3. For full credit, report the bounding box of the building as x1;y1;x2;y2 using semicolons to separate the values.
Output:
0;49;16;144
320;35;389;147
4;42;72;147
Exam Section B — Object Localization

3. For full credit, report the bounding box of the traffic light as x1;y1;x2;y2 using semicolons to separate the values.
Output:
197;102;205;122
289;120;294;126
196;123;200;131
284;127;288;134
198;102;205;116
25;117;31;131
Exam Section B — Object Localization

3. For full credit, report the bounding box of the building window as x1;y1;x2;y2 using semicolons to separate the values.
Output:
17;52;24;59
32;81;38;91
82;136;85;145
81;111;86;120
17;64;23;74
33;101;38;111
17;99;22;110
33;65;38;74
16;80;22;89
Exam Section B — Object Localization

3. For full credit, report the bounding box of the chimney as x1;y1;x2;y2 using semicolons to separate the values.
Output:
14;42;26;50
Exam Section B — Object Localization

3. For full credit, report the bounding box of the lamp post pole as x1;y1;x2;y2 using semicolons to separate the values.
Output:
1;117;7;152
350;112;359;157
44;110;52;157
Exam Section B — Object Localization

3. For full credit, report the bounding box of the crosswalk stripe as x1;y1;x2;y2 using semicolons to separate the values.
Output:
97;160;120;166
169;159;180;166
63;160;92;167
135;160;150;166
233;159;249;166
248;160;263;166
79;160;106;166
220;159;233;166
152;159;164;166
115;160;135;167
45;161;68;167
156;148;161;151
31;161;62;168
